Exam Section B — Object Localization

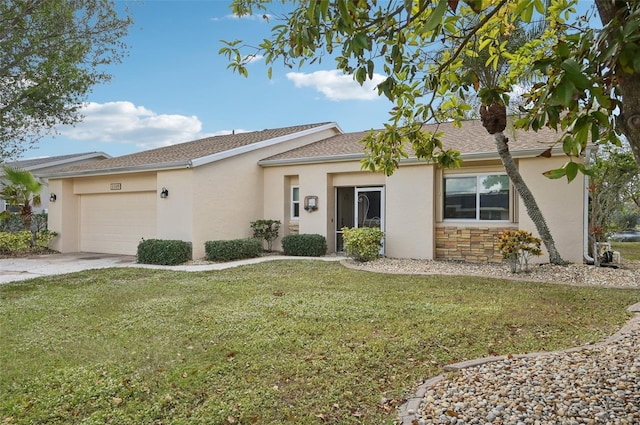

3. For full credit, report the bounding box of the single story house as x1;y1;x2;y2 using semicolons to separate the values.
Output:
44;120;589;264
1;152;111;214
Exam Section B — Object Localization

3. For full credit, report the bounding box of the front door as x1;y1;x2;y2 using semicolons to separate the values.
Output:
335;186;385;252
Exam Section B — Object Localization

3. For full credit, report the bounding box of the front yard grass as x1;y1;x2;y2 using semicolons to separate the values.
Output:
611;241;640;261
1;260;638;424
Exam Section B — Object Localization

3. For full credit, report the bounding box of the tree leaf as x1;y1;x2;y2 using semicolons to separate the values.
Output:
543;168;567;179
421;0;448;34
551;80;575;106
564;161;579;182
561;59;590;90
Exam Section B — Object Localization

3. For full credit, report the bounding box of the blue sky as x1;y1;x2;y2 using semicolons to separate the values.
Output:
31;0;394;159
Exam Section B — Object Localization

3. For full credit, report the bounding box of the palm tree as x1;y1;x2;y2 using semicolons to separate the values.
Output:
458;13;566;265
0;166;43;244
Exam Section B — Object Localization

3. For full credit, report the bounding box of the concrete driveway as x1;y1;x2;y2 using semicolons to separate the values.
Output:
0;253;137;284
0;252;344;284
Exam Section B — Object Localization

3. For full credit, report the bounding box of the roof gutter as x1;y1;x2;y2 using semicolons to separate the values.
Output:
259;153;363;167
39;160;193;178
259;146;567;167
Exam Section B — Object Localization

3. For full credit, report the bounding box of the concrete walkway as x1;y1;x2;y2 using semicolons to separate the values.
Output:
0;252;344;284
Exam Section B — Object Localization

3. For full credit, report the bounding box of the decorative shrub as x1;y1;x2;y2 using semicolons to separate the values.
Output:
0;231;32;254
0;229;57;254
497;229;542;273
137;239;192;265
342;227;384;262
281;234;327;257
205;238;262;262
250;219;281;251
35;229;58;249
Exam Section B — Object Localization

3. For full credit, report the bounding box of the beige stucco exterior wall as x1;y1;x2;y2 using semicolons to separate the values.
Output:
264;161;439;259
72;172;156;194
157;169;194;243
190;155;264;258
517;156;585;264
263;161;387;252
385;164;435;259
47;178;80;252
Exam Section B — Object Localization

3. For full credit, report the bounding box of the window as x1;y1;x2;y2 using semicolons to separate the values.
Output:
291;186;300;219
444;174;510;221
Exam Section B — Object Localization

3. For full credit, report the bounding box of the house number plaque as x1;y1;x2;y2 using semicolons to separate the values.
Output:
110;183;122;190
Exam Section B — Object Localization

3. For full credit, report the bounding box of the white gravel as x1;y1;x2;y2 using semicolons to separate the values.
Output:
344;258;640;288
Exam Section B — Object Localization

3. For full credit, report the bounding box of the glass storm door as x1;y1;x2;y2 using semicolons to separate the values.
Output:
335;186;385;253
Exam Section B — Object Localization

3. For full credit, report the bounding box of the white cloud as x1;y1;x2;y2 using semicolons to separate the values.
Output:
211;13;271;22
286;70;386;101
244;54;264;64
59;101;207;150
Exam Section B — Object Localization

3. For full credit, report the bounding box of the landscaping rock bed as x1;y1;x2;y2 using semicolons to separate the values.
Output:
345;258;640;288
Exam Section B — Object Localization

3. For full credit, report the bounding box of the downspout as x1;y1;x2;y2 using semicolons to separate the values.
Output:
584;146;594;263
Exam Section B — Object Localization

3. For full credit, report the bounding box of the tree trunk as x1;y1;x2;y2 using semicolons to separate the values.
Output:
595;0;640;167
494;131;566;265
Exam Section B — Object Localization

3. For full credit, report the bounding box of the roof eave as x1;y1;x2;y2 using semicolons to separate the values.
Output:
41;160;192;178
28;152;112;172
259;145;582;167
259;153;364;167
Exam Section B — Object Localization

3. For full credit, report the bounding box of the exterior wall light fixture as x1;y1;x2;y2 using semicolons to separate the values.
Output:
160;187;169;199
49;193;57;202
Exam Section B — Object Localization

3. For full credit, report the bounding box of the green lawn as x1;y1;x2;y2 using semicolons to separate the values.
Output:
1;261;638;424
611;241;640;261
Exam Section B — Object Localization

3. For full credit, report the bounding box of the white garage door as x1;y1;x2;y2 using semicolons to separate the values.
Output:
80;192;157;255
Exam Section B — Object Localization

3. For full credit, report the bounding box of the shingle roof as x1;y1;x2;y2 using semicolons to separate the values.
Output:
49;122;335;175
2;152;110;170
260;120;562;164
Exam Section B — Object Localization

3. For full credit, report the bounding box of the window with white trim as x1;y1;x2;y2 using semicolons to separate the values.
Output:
443;174;510;221
291;186;300;219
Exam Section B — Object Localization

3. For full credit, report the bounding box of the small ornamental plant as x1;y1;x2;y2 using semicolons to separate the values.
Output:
342;226;384;262
250;219;281;252
497;229;542;273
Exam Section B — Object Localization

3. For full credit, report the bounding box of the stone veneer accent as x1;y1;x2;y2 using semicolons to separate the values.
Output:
435;226;516;263
287;224;299;235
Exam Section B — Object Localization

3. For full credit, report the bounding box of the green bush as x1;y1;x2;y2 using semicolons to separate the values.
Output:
342;227;384;262
136;239;192;265
0;229;58;254
250;219;281;251
281;233;327;257
35;229;58;249
0;231;32;254
205;238;262;262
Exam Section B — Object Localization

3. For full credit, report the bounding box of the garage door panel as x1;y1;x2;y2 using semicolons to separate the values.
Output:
80;192;157;255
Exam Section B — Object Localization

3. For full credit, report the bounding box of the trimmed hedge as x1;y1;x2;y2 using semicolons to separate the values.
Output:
205;238;262;262
137;239;192;265
281;233;327;257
